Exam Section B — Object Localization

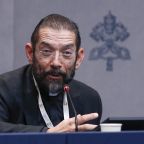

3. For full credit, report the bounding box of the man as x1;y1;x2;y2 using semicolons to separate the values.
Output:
0;14;102;132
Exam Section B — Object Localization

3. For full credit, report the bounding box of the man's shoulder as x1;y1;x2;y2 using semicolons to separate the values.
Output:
0;65;31;90
0;65;31;81
70;79;100;98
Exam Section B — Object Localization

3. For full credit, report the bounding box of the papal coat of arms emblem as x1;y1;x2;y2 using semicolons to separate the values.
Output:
89;11;131;71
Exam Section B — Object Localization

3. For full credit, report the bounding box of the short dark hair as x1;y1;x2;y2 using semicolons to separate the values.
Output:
31;14;81;51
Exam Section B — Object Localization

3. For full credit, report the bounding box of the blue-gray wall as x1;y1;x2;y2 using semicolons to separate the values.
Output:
0;0;13;73
1;0;144;121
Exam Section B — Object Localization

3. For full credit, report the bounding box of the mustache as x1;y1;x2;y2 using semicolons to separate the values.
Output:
40;69;66;79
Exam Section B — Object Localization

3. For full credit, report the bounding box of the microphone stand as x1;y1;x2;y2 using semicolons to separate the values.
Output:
64;85;78;132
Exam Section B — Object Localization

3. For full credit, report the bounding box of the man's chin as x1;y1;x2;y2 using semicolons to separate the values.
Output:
41;79;64;96
48;85;63;96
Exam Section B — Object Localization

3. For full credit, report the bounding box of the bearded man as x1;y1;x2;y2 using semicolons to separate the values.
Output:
0;14;102;132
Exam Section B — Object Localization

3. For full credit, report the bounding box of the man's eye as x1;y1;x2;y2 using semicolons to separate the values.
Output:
40;49;52;56
63;51;73;57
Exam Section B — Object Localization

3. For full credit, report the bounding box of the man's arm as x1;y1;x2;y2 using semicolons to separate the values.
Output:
0;97;47;132
0;121;48;132
0;93;48;132
0;113;98;133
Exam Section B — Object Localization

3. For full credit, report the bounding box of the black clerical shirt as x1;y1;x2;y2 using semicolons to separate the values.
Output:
41;91;64;126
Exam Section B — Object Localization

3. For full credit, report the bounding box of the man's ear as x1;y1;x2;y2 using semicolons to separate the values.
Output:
25;43;33;64
75;48;84;69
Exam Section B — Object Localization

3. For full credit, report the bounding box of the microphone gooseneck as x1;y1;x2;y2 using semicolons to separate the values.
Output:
64;85;78;132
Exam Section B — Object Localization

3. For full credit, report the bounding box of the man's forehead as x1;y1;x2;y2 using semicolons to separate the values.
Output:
38;27;76;45
39;27;75;37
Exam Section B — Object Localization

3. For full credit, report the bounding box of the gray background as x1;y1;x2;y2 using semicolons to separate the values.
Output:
1;0;144;121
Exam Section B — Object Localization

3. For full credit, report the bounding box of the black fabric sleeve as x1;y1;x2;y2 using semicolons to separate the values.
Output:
0;121;48;133
0;91;48;132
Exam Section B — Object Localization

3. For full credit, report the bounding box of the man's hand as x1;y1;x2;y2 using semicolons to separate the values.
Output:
47;113;98;133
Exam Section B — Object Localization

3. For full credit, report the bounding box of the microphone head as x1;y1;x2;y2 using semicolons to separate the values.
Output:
64;85;70;92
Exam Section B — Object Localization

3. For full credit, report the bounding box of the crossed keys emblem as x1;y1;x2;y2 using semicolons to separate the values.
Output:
89;11;131;71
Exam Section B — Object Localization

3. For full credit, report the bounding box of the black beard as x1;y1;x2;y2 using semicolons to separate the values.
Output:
32;65;75;96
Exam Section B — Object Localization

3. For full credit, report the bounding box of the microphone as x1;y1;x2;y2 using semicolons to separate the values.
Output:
64;85;78;132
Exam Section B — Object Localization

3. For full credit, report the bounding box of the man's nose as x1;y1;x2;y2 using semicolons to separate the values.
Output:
50;52;62;68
